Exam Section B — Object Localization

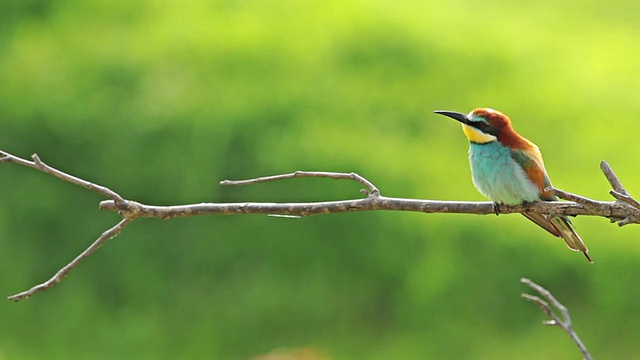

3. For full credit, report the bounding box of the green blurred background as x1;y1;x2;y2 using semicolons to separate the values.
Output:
1;0;639;358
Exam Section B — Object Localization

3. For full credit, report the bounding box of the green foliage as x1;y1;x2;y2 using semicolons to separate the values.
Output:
1;0;640;358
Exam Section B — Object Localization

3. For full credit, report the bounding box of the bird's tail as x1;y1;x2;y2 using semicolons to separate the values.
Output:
522;212;592;263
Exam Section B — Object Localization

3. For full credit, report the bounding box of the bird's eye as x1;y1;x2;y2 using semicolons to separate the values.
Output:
473;121;488;131
472;121;498;136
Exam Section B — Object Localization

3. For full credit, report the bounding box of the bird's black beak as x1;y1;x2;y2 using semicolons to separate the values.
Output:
434;110;469;125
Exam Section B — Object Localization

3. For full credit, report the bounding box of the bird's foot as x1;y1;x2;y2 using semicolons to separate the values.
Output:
492;203;501;216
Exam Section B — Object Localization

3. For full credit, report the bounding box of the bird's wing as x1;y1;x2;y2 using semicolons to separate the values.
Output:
509;147;557;201
511;147;591;261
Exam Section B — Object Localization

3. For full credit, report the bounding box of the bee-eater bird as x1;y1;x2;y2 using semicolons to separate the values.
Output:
434;108;592;262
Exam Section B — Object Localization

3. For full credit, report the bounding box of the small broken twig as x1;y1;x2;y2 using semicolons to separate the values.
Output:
521;278;592;360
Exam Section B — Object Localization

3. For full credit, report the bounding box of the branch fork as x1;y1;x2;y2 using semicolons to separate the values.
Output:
521;278;592;360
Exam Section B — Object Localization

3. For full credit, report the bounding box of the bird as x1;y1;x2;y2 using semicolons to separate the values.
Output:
434;108;592;262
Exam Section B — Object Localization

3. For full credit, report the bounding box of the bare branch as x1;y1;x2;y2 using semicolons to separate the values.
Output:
521;278;592;360
8;218;133;301
2;148;640;300
98;196;632;220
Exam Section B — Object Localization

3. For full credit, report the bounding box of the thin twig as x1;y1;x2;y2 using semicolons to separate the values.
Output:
221;171;380;196
547;187;602;213
8;218;133;301
521;278;592;360
0;150;125;204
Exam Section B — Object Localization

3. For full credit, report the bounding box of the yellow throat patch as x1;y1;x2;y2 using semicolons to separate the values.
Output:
462;124;497;143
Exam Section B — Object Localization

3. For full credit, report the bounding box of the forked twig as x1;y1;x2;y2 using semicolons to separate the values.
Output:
521;278;592;360
599;161;640;226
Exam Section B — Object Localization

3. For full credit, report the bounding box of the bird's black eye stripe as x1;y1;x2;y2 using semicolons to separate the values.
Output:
471;121;489;132
471;121;499;136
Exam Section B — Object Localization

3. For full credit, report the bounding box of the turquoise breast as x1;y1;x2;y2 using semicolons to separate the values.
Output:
468;141;541;205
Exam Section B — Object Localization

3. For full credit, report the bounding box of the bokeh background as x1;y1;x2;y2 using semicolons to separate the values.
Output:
1;0;640;358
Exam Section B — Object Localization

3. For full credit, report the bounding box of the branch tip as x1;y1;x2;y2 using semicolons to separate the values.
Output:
601;160;628;196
